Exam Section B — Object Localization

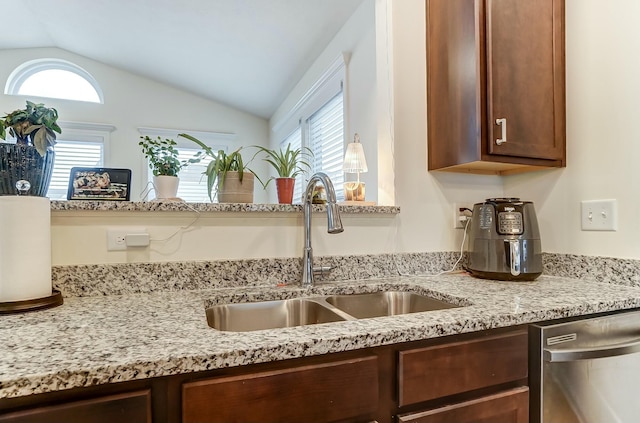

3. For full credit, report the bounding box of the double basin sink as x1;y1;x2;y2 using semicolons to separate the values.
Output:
206;288;465;332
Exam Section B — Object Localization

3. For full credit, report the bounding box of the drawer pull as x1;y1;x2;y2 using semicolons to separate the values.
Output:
496;118;507;145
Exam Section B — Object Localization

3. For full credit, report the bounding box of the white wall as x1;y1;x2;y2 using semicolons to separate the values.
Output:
13;1;631;266
47;0;500;266
504;0;640;259
391;0;503;254
269;0;379;203
0;48;270;203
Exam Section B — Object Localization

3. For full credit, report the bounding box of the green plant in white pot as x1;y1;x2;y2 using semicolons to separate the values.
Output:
178;133;254;203
0;101;61;196
253;144;312;204
139;135;199;200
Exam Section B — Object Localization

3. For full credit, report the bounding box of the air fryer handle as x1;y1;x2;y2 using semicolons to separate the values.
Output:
507;240;521;276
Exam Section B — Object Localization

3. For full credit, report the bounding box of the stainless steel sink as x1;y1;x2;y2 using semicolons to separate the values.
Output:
205;288;464;332
206;298;347;332
325;291;460;319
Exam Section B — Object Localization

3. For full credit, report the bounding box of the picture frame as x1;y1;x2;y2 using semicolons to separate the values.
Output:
67;167;132;201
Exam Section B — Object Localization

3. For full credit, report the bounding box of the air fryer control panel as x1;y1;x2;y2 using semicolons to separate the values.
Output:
479;198;525;235
498;211;523;235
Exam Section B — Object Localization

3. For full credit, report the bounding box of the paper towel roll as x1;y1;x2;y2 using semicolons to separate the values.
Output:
0;196;52;302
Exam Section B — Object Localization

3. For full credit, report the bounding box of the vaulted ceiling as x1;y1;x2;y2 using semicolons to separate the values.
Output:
1;0;365;118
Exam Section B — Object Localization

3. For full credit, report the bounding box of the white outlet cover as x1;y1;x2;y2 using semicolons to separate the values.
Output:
580;199;617;231
453;202;474;229
107;227;147;251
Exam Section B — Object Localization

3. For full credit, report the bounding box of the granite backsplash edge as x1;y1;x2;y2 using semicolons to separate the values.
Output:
51;252;640;297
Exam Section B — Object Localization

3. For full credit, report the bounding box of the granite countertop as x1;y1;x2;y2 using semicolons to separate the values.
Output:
49;200;400;214
2;273;640;399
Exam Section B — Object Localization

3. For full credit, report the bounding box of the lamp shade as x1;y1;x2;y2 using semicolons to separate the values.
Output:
342;134;368;173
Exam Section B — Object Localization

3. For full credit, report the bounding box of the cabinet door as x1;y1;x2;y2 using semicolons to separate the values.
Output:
182;356;378;423
487;0;565;161
398;387;529;423
0;390;151;423
398;330;527;406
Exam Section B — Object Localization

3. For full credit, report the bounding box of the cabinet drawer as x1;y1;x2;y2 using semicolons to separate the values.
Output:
0;390;151;423
398;330;527;406
398;386;529;423
182;356;378;423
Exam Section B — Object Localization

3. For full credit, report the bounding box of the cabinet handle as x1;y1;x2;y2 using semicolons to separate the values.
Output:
495;118;507;145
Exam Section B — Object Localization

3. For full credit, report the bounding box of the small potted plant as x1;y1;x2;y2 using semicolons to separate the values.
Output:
0;101;61;196
139;135;199;200
178;133;254;203
253;144;312;204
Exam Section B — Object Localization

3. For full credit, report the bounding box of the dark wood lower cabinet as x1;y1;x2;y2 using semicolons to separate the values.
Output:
397;387;529;423
399;330;529;406
0;327;529;423
0;390;151;423
182;356;379;423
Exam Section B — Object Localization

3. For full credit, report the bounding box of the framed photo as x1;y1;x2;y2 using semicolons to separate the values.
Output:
67;167;132;201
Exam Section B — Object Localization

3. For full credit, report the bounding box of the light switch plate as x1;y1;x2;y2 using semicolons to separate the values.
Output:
580;199;617;231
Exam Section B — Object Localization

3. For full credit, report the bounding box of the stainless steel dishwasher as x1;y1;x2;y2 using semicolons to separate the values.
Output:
530;310;640;423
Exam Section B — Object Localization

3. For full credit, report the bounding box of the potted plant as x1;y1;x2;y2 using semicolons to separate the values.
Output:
0;101;61;196
139;135;199;200
253;144;312;204
178;133;254;203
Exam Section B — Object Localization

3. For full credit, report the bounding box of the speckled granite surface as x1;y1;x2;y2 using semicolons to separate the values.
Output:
2;273;640;399
52;251;640;298
544;253;640;287
52;252;461;297
50;200;400;214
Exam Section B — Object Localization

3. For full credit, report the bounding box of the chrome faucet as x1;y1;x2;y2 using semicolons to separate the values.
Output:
302;172;343;287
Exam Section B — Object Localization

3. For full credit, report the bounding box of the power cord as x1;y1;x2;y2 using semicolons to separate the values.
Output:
393;214;471;278
149;202;201;243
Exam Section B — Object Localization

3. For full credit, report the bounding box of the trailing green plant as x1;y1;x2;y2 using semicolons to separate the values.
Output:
139;135;199;177
252;143;313;188
178;133;253;201
0;101;62;156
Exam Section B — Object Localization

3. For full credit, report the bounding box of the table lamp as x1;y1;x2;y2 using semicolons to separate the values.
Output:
343;133;368;202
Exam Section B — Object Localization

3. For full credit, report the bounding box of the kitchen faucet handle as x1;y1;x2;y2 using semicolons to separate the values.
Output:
312;265;333;276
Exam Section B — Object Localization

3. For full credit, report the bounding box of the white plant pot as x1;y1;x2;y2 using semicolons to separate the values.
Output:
153;175;179;200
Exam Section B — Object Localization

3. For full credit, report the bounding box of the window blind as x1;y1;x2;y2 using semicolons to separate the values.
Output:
174;148;213;202
308;92;345;200
46;140;103;199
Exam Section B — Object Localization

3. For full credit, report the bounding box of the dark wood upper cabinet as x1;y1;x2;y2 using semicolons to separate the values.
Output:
427;0;566;175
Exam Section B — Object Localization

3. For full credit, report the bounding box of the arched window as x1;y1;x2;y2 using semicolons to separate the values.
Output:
5;59;103;103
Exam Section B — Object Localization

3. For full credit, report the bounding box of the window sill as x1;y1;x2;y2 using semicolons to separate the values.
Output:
50;200;400;215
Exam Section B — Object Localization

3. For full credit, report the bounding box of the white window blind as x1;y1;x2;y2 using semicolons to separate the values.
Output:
308;92;345;200
46;140;103;199
280;127;304;203
138;127;234;203
271;54;348;203
44;122;113;200
174;148;213;203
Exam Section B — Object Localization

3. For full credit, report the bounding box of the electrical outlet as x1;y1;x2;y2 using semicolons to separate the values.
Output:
107;227;148;251
580;199;617;231
453;203;474;229
107;230;128;251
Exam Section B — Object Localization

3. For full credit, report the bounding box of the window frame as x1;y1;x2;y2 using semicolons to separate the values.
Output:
137;127;236;202
46;121;115;199
271;54;348;202
5;58;104;104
